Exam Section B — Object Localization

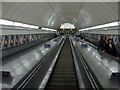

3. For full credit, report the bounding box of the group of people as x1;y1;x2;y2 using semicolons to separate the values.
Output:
98;35;118;57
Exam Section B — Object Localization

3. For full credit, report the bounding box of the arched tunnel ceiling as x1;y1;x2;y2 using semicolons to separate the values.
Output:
1;2;119;30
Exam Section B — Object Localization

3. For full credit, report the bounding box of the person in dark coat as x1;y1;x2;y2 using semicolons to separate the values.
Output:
106;38;118;57
98;36;107;52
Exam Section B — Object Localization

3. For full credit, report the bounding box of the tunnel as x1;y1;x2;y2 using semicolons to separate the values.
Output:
0;1;120;90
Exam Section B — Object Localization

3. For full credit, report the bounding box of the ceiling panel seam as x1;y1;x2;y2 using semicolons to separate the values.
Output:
8;2;25;20
20;3;45;23
101;2;117;20
13;2;36;22
104;2;118;12
2;2;15;15
84;3;108;26
47;1;63;24
92;3;113;23
74;0;84;22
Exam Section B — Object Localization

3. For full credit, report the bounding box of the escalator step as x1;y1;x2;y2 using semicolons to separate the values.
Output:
47;82;78;87
50;78;77;82
45;38;78;90
52;72;75;74
53;69;75;72
46;86;78;90
51;75;76;78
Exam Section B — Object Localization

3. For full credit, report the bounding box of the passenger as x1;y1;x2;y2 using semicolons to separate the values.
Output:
80;35;85;41
106;38;118;57
106;35;112;43
98;36;106;52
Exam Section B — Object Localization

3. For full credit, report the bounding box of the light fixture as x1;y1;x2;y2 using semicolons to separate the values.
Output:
30;25;39;29
41;27;57;32
0;19;14;26
23;24;30;28
60;23;75;29
0;19;40;29
13;22;23;27
79;21;119;31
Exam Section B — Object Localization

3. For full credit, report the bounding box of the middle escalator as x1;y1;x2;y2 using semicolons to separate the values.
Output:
45;37;79;90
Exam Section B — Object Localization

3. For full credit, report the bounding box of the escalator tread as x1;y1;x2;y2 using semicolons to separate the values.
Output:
45;38;79;90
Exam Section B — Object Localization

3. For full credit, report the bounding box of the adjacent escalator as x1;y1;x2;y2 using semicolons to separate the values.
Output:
45;38;79;90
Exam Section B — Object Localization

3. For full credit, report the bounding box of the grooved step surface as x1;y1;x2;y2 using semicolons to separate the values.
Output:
45;38;79;90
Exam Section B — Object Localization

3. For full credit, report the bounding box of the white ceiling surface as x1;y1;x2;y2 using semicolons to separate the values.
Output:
2;2;119;30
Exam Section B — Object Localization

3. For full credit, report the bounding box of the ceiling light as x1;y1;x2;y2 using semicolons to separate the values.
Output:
13;22;23;27
79;21;119;32
23;24;30;28
0;19;14;26
30;25;39;29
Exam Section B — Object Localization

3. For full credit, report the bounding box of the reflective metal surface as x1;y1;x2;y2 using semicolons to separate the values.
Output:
71;37;120;88
0;37;63;88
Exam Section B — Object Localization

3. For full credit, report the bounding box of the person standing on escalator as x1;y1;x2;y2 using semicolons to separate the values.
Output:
98;36;107;52
106;38;118;57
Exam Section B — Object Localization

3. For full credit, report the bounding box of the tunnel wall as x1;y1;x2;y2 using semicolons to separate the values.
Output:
1;33;56;60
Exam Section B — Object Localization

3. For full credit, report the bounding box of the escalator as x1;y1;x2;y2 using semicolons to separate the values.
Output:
45;38;79;90
10;36;102;90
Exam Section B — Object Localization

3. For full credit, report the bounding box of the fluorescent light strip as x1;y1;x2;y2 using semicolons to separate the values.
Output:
79;21;119;31
41;27;57;32
0;19;39;29
23;24;30;28
0;19;14;25
13;22;23;27
30;25;39;29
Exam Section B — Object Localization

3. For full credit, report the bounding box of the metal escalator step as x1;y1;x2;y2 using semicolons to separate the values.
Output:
58;56;72;58
56;62;73;64
56;61;73;62
50;77;77;82
54;68;74;70
55;67;74;69
52;71;75;74
52;73;75;76
51;74;76;77
51;75;76;78
53;67;74;69
55;66;74;68
47;81;78;87
55;64;73;66
53;69;75;72
46;86;78;90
